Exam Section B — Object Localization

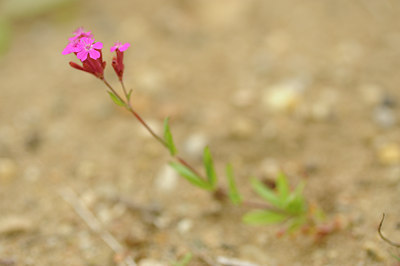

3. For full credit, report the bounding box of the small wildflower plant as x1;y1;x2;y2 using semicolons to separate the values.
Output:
62;28;336;237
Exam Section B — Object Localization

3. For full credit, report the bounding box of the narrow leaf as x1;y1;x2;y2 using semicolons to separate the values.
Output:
169;162;212;190
203;147;217;189
243;210;287;225
251;178;282;208
173;252;193;266
164;117;177;155
276;172;289;201
225;163;242;205
286;182;307;215
127;89;133;102
107;91;125;107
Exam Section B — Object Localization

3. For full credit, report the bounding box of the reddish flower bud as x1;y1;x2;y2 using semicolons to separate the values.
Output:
110;42;130;81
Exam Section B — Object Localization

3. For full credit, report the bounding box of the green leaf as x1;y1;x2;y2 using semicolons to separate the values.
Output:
225;164;242;205
251;178;282;208
287;216;307;233
164;117;177;156
107;91;125;107
173;252;193;266
276;172;289;201
243;210;287;225
169;162;212;190
285;182;307;214
203;147;217;189
127;89;133;102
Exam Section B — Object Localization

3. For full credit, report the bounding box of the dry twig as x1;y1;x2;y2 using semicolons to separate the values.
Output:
60;188;137;266
378;213;400;248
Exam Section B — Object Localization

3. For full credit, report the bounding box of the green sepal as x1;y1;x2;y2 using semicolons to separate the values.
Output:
107;91;125;107
169;162;212;190
225;163;242;205
243;210;287;225
203;147;217;190
164;117;177;156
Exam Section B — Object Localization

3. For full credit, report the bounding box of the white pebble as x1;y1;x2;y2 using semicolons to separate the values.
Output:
0;158;17;182
155;165;178;192
184;133;208;159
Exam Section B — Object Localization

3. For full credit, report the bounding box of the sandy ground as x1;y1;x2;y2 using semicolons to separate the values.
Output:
1;0;400;265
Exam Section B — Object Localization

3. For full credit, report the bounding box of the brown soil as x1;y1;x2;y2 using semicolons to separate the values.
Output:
1;0;400;265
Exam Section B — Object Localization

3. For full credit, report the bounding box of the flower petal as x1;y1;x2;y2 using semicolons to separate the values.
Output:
77;50;88;61
92;42;103;49
88;49;100;60
62;45;72;55
119;43;130;52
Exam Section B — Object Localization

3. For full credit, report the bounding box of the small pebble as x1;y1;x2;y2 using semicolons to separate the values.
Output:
262;80;304;113
0;158;17;182
183;133;208;159
259;158;280;179
155;165;178;192
373;107;397;128
176;218;193;234
229;118;256;139
363;241;386;261
0;216;34;235
377;143;400;166
138;258;167;266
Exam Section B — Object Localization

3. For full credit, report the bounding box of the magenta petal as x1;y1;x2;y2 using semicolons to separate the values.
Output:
119;43;130;52
110;46;117;52
89;49;100;60
92;42;103;49
62;45;72;55
77;50;88;61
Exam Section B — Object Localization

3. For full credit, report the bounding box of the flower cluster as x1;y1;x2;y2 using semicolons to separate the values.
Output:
62;27;130;80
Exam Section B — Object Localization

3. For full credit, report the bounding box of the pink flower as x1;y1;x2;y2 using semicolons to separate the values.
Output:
76;37;103;61
62;27;93;55
110;42;130;52
69;27;93;42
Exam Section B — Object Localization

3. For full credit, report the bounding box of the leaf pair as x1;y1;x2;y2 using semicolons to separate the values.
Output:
169;146;217;191
243;173;307;227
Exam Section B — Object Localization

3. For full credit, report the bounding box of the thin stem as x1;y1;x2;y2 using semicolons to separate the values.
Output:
120;79;130;102
119;79;203;178
103;79;124;103
378;213;400;248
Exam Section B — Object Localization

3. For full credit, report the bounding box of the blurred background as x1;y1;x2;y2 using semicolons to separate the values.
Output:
1;0;400;265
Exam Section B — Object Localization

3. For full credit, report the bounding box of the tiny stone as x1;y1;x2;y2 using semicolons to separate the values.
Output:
262;80;304;113
184;133;208;159
229;118;256;139
0;216;34;235
155;165;178;192
259;158;280;179
377;143;400;166
139;258;167;266
176;218;193;234
373;107;397;128
363;241;386;261
0;158;18;182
